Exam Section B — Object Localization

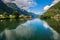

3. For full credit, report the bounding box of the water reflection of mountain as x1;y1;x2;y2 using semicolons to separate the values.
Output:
0;19;60;40
0;19;27;32
44;18;60;33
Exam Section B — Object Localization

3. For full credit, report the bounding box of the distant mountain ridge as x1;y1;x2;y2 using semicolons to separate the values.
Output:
6;3;39;18
0;0;39;18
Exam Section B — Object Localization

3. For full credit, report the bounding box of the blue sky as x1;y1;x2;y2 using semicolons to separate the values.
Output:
30;0;54;15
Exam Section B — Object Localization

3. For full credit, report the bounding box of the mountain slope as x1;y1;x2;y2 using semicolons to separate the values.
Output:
0;0;14;14
0;0;39;18
40;2;60;19
6;3;39;18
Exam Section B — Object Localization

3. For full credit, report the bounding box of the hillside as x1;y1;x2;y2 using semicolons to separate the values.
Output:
0;0;39;18
6;3;39;18
40;2;60;19
0;0;14;14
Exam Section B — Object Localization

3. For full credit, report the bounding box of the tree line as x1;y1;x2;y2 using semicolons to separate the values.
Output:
0;11;19;19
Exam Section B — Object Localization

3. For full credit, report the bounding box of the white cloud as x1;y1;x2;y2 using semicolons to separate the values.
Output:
44;0;60;11
44;5;51;11
2;0;37;11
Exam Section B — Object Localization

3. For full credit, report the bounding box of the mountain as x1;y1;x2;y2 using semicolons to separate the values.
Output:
6;3;24;14
40;2;60;19
0;0;39;18
0;0;14;14
6;3;39;18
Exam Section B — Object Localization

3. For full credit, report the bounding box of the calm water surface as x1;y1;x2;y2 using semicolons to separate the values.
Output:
0;18;60;40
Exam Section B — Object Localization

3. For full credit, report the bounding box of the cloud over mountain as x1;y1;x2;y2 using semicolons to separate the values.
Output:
2;0;37;11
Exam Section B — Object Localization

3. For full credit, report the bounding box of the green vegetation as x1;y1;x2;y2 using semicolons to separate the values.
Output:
12;11;19;19
0;12;9;19
0;11;32;19
40;2;60;19
2;12;9;18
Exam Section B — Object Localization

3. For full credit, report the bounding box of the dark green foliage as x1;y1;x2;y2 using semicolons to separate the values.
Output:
2;12;9;18
40;15;50;19
12;11;19;19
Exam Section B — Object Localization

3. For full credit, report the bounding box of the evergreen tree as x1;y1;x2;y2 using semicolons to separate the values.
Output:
3;12;9;18
12;11;19;19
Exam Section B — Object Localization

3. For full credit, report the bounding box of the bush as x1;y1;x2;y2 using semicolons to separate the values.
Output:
2;12;9;19
12;11;19;19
